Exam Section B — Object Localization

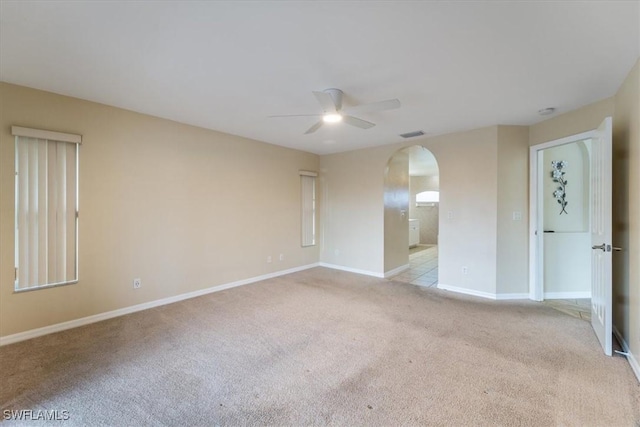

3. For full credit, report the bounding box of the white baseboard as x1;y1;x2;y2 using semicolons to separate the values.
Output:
384;264;410;278
436;284;528;301
0;263;320;347
495;293;530;300
544;291;591;299
317;262;384;278
613;326;640;383
437;283;496;300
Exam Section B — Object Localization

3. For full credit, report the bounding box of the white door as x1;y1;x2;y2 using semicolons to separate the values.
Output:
590;117;613;356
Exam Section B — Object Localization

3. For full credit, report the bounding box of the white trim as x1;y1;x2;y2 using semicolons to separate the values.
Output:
613;326;640;383
0;263;319;346
12;126;82;144
531;129;596;151
437;284;497;300
301;174;317;247
495;293;530;300
384;264;410;278
299;170;318;177
317;262;384;278
529;146;542;301
14;280;78;293
529;129;598;301
436;285;528;301
543;291;591;299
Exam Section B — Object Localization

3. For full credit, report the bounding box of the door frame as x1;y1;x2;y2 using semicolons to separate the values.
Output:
528;129;596;301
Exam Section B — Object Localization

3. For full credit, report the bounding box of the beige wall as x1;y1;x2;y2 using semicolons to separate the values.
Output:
612;58;640;370
496;126;529;295
320;126;500;292
529;97;614;146
432;127;499;293
318;148;386;274
0;83;319;337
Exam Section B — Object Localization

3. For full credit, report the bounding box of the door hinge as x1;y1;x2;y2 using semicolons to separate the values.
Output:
14;267;18;281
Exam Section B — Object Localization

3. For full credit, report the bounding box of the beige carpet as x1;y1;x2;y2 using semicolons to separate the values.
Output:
1;267;638;426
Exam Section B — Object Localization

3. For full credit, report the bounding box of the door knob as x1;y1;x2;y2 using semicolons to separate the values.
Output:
592;244;618;252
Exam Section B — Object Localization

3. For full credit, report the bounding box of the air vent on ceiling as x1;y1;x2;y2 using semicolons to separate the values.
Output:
399;130;425;139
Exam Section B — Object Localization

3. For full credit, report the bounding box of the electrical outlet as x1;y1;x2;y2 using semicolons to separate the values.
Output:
267;256;272;263
462;267;468;275
447;211;454;220
279;254;284;261
334;249;340;256
133;278;141;289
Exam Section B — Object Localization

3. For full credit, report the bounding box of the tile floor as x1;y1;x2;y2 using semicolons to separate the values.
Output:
544;298;591;321
391;245;438;287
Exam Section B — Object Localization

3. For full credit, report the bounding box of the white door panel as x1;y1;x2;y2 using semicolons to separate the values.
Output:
590;117;612;356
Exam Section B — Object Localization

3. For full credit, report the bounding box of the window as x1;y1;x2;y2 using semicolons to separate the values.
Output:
13;126;81;291
300;171;317;247
415;190;439;207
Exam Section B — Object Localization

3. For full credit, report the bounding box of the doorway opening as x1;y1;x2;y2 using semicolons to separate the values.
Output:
529;117;613;356
530;135;594;301
536;139;592;320
384;145;440;287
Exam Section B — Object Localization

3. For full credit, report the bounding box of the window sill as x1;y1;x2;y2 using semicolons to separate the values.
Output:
14;280;78;294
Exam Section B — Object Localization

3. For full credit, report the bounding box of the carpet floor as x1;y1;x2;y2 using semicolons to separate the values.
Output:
1;267;638;426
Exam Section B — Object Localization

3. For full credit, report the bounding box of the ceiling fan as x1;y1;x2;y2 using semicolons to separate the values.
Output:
269;88;401;134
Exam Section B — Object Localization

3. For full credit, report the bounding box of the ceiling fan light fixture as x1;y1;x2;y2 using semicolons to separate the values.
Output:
269;88;400;134
322;113;342;123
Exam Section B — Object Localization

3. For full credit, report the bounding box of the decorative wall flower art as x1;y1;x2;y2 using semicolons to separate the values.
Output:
551;160;568;215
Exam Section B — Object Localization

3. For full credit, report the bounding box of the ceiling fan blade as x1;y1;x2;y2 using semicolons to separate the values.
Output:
304;120;324;134
343;115;375;129
343;98;401;115
268;114;322;118
312;91;337;113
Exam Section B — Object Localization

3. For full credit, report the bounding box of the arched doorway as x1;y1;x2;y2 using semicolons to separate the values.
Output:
384;145;440;286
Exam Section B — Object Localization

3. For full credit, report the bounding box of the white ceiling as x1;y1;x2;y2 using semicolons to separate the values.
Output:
1;1;638;155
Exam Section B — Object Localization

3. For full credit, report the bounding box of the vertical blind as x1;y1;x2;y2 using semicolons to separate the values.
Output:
14;128;80;290
300;171;317;247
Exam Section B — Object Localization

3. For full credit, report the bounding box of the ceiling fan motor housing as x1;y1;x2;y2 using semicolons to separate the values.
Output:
323;88;343;111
